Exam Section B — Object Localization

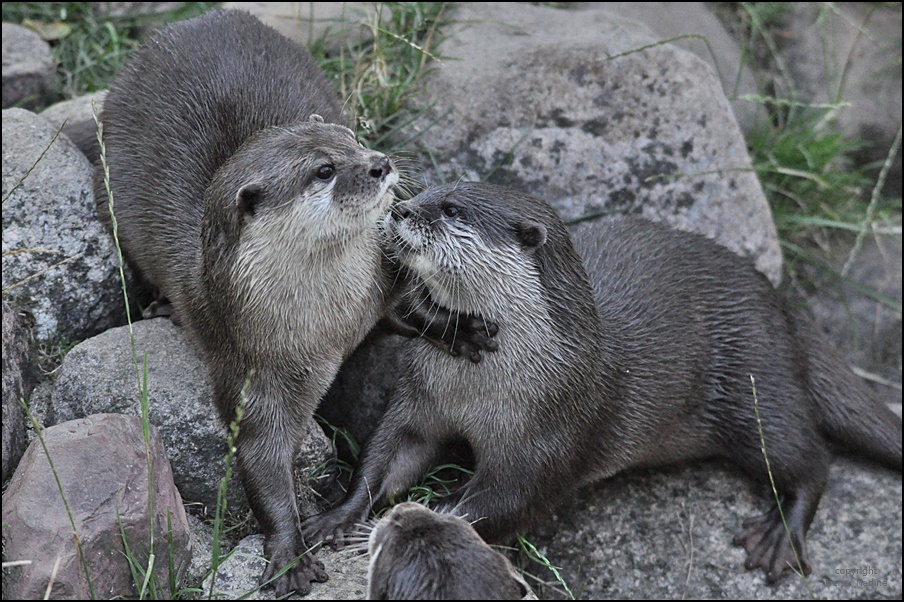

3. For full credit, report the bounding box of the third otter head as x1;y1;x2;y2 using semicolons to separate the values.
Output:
367;502;529;600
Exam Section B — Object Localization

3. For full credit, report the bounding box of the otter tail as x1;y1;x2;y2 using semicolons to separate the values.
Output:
790;304;902;472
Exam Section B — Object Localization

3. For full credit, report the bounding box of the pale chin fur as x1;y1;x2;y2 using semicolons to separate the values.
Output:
232;170;398;308
317;171;399;237
389;218;535;318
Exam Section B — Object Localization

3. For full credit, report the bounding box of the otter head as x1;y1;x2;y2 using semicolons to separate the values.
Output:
367;502;529;600
201;120;399;307
205;120;398;257
384;183;558;316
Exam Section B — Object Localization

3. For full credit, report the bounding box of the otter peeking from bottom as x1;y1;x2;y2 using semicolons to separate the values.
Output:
365;502;529;600
302;182;902;583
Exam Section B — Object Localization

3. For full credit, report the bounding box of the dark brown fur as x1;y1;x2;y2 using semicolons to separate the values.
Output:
366;502;528;600
97;10;495;597
303;183;901;582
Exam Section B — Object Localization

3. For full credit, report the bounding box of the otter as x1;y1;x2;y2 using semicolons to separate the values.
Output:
302;182;902;583
366;502;529;600
97;10;494;596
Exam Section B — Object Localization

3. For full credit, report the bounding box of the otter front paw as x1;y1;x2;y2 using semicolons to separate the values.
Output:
260;534;328;597
442;313;499;363
386;293;499;363
302;508;368;549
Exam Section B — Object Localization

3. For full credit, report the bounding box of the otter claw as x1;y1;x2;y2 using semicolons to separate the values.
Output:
387;296;500;360
260;542;329;597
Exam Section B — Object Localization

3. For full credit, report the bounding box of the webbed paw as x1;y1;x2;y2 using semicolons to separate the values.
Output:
733;506;811;583
302;507;369;550
260;533;328;597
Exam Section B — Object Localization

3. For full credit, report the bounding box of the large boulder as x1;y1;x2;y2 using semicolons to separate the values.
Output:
2;413;192;599
1;300;36;481
405;2;782;283
2;108;125;345
1;22;57;110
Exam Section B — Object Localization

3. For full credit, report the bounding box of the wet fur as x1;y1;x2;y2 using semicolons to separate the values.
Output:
303;183;901;582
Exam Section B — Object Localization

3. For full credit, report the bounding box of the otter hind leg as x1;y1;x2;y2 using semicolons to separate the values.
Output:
710;372;830;582
302;397;445;548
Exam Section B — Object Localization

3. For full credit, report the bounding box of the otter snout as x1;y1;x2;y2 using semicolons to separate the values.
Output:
369;155;393;180
390;202;412;222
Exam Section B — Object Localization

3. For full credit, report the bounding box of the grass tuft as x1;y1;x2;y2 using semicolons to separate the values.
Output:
2;2;216;102
729;2;901;286
307;2;451;154
517;535;575;600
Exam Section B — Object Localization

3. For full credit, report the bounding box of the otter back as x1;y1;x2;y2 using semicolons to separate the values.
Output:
99;8;345;299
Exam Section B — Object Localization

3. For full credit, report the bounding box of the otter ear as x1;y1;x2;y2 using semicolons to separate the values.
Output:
236;183;264;217
308;114;324;124
517;220;547;252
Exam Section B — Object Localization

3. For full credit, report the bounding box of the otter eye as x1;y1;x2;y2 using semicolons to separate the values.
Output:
442;205;460;218
316;165;335;180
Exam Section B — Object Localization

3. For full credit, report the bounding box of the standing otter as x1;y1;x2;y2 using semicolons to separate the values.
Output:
302;182;902;583
98;10;493;596
366;502;529;600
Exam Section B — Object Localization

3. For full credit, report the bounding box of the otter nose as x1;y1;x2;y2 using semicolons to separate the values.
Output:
391;202;411;221
369;155;393;179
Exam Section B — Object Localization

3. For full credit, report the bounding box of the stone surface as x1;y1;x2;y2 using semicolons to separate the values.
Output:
800;232;903;413
1;300;35;482
28;318;334;516
320;330;401;452
522;457;901;599
573;2;764;133
1;22;58;110
1;413;192;600
2;108;125;345
202;534;370;600
224;2;378;49
403;2;782;285
39;90;107;131
97;3;185;17
780;3;902;198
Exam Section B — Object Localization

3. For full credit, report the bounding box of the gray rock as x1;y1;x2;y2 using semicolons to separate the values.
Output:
96;3;185;18
405;2;782;285
572;2;764;133
802;232;902;413
29;318;334;516
225;2;378;49
1;300;35;481
523;457;901;599
2;107;125;345
320;331;402;450
1;22;58;110
40;89;107;134
1;413;192;600
202;534;370;600
40;91;107;163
